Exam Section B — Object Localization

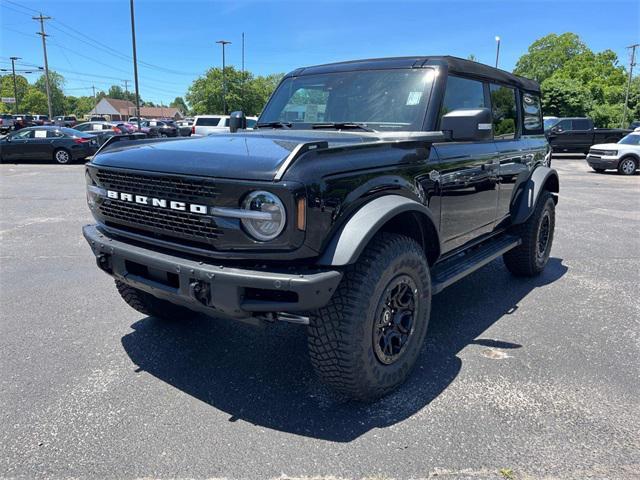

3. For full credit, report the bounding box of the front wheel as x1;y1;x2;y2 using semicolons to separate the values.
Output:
618;157;638;176
503;191;556;276
308;233;431;401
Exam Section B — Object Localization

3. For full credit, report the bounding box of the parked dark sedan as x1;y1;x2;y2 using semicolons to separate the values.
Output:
0;126;98;164
140;120;178;137
74;121;131;145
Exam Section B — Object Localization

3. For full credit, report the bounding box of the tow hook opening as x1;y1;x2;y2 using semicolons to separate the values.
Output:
189;280;212;306
96;254;112;274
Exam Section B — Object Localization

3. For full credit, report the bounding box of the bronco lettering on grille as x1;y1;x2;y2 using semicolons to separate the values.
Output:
106;190;208;215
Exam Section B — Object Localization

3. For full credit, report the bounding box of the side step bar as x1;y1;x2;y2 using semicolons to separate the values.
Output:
431;235;521;294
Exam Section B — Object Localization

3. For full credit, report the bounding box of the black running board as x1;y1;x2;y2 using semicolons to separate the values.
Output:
431;235;521;294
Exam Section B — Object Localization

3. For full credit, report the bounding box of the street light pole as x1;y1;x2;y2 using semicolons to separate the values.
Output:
129;0;142;131
9;57;20;114
495;36;501;68
33;13;53;118
216;40;231;114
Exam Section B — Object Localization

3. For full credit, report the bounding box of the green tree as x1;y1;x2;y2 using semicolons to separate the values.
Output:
514;33;587;83
21;88;48;114
186;67;283;115
169;96;189;115
0;74;29;113
515;33;635;127
540;76;590;117
34;71;65;115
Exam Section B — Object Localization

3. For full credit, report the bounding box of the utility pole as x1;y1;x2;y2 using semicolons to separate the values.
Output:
241;32;245;111
495;36;501;68
129;0;142;130
622;43;639;128
92;85;96;113
9;57;20;114
216;40;231;114
122;80;130;120
33;13;53;119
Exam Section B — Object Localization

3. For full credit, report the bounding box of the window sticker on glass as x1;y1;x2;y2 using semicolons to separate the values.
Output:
406;91;422;106
34;130;47;138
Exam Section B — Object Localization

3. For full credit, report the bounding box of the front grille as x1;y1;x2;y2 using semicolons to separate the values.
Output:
93;168;223;246
95;169;219;202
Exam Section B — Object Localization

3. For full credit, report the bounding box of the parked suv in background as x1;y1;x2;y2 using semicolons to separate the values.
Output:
83;56;557;400
587;132;640;175
0;114;15;134
54;115;78;128
546;117;630;154
192;114;258;135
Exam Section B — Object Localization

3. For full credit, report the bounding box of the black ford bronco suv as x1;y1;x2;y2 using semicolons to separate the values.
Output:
84;56;558;400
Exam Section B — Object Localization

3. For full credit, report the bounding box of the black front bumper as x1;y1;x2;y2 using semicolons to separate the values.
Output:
83;224;342;320
586;156;619;170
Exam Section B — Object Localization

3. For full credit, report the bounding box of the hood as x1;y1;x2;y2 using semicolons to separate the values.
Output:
590;143;620;150
91;130;377;181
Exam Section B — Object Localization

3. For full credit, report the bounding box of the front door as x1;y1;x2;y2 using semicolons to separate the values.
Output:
434;75;499;253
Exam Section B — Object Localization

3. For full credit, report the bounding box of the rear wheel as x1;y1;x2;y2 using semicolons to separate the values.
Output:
503;191;555;277
307;233;431;401
53;148;71;164
115;280;193;320
618;157;637;176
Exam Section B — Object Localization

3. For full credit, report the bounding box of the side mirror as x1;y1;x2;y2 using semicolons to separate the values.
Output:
229;111;247;133
441;108;492;142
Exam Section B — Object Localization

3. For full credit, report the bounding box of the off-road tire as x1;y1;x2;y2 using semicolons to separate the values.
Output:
617;156;637;176
115;280;193;320
503;191;555;277
307;233;431;401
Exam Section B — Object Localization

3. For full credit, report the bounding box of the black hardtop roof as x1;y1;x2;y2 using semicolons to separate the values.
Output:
287;55;540;93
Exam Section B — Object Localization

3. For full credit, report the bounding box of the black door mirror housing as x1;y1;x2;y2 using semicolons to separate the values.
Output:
229;111;247;133
441;108;493;142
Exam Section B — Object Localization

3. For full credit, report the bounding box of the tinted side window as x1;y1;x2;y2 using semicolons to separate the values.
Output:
440;76;486;120
490;84;517;140
196;117;221;126
573;119;591;130
555;119;572;131
522;93;543;134
46;130;63;138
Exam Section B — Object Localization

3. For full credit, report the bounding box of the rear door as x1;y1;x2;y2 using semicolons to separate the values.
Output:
567;118;593;151
490;83;532;222
434;75;500;252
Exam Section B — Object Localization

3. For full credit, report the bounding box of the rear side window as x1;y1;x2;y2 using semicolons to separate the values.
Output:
555;119;572;131
522;93;543;134
196;117;221;126
490;84;517;140
572;119;591;130
440;76;486;120
46;130;64;138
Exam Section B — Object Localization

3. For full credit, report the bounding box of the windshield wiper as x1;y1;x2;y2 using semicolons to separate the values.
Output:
255;121;292;129
311;122;376;132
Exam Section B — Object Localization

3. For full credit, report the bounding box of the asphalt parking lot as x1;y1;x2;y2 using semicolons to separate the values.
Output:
1;156;639;479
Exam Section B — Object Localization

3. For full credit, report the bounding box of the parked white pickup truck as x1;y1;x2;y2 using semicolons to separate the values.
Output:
191;115;258;136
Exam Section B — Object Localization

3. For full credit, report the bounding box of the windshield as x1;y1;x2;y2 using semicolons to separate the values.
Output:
259;68;436;131
618;134;640;145
544;118;559;130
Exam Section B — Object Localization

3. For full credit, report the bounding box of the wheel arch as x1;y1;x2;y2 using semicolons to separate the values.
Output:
317;194;441;266
511;166;559;225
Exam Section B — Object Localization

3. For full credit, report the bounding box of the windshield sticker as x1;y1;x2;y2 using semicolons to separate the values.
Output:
406;91;422;106
34;130;47;138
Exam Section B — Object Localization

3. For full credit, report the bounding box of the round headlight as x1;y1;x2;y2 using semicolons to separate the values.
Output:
241;191;286;241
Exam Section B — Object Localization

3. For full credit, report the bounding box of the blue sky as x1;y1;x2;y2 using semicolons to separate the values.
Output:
1;0;638;105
